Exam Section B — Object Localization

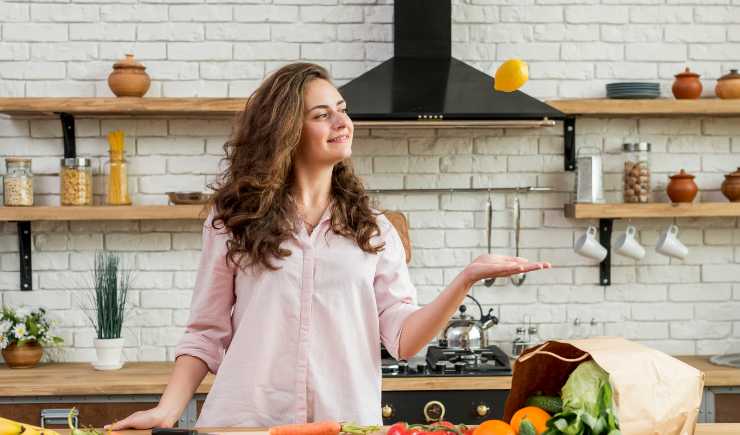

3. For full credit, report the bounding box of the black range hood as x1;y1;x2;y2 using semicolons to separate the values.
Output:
339;0;565;122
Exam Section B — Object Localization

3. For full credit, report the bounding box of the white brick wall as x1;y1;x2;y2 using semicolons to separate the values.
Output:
0;1;737;98
2;116;740;360
1;1;740;361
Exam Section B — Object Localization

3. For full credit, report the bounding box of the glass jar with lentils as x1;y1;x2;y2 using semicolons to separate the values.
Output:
60;157;93;206
3;157;34;206
622;142;651;203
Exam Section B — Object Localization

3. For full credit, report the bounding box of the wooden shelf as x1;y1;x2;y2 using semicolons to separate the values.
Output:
0;97;247;117
0;205;208;221
565;202;740;219
546;98;740;117
4;97;740;119
0;97;557;128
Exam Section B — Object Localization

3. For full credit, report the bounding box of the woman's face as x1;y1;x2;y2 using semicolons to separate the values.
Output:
297;78;354;168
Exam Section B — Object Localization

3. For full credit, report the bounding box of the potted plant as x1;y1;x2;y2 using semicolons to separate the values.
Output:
0;306;63;368
83;251;131;370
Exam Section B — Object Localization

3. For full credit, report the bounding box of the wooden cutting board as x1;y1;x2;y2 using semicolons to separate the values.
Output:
383;211;411;264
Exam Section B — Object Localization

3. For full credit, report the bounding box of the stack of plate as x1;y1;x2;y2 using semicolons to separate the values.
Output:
606;82;660;99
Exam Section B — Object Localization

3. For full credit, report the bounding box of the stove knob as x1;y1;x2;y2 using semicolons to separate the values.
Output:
398;361;409;374
423;400;446;423
476;404;490;417
454;362;465;373
434;361;446;373
382;404;394;419
416;362;427;373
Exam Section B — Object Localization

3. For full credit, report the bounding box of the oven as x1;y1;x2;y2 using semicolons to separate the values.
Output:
380;389;509;425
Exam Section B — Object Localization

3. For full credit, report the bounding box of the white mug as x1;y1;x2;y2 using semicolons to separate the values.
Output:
656;224;689;259
574;226;607;262
614;225;645;260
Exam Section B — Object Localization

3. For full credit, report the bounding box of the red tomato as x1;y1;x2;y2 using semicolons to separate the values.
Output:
406;427;426;435
388;423;409;435
425;422;457;435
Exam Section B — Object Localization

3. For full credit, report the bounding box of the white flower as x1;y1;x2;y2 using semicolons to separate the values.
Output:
12;324;27;340
0;335;7;350
15;307;31;319
0;320;11;335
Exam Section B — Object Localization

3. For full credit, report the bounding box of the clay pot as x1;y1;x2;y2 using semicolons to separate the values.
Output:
672;67;703;99
721;167;740;202
666;169;698;203
715;69;740;99
107;53;151;98
1;341;43;368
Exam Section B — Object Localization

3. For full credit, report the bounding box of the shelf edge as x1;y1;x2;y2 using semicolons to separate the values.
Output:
565;202;740;219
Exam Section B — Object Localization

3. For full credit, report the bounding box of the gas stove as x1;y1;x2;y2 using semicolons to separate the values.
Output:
379;344;512;424
381;344;512;377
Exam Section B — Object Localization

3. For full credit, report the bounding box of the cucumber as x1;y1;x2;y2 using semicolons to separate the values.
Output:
525;395;563;414
518;420;537;435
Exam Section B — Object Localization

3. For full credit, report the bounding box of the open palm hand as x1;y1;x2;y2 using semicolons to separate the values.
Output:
463;254;550;287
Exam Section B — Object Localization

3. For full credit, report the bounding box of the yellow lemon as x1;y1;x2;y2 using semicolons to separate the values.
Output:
494;58;529;92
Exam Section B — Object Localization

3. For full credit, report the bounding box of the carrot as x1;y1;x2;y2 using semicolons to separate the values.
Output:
268;421;381;435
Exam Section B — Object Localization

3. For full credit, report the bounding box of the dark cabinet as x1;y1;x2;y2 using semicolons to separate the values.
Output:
0;400;161;429
715;392;740;423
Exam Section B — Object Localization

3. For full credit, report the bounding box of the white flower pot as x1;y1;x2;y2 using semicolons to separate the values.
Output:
93;338;125;370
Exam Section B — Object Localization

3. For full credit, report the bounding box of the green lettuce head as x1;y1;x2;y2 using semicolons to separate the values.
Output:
562;360;609;417
544;360;620;435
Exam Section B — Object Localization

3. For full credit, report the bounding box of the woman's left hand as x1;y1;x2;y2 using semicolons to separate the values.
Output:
461;254;550;287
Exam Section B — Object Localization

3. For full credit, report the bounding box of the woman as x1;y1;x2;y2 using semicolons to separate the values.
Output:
108;62;550;429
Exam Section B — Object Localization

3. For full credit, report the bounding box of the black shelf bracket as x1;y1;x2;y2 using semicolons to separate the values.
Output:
17;221;32;291
564;116;576;171
13;113;76;291
60;112;77;158
599;218;613;286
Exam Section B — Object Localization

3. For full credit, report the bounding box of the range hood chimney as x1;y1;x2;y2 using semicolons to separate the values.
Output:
339;0;565;124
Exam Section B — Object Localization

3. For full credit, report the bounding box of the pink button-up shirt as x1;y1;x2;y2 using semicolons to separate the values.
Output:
175;205;420;427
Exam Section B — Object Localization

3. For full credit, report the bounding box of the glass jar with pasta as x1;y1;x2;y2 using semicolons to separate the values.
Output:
60;157;93;206
4;157;34;206
105;130;131;205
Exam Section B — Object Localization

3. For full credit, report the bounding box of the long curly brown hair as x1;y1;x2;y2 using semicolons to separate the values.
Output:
210;62;384;272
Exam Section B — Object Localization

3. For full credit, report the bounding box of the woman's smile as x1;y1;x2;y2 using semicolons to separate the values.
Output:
327;134;350;144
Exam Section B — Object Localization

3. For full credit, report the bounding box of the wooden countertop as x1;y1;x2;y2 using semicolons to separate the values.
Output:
677;356;740;387
0;362;510;396
50;425;740;435
0;356;738;396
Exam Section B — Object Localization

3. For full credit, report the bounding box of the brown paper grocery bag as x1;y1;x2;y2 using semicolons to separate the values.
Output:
503;337;704;435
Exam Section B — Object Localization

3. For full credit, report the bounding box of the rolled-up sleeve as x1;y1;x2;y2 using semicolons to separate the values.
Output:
374;216;421;360
174;211;236;374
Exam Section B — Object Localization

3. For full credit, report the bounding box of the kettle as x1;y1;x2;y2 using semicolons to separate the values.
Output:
440;294;498;351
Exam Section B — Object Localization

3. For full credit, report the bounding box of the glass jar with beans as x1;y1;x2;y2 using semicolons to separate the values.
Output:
60;157;93;206
3;157;34;206
622;142;651;203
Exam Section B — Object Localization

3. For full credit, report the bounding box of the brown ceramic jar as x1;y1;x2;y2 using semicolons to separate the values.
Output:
715;69;740;99
672;67;702;99
666;169;698;203
107;53;151;97
721;167;740;202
